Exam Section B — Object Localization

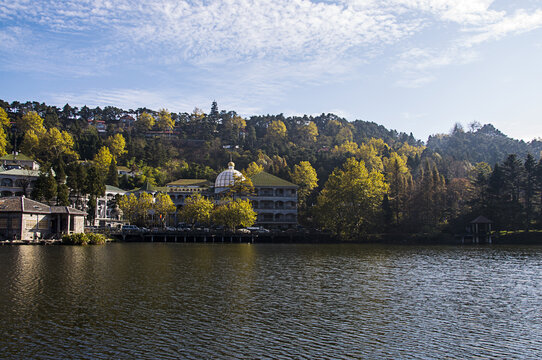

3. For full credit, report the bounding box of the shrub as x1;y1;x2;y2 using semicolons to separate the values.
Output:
86;233;107;245
62;233;108;245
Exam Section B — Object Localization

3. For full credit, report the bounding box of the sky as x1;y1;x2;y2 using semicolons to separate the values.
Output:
1;0;542;142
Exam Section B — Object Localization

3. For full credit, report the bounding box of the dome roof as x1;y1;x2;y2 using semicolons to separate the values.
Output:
214;162;244;192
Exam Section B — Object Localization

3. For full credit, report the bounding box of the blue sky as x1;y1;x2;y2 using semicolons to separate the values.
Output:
1;0;542;142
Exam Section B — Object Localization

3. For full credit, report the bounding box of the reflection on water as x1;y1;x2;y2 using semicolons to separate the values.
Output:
1;244;542;359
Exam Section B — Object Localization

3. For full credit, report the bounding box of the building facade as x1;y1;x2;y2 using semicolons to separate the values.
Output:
0;197;86;241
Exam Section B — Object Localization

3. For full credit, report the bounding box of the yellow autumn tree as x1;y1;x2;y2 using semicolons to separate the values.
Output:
93;146;113;175
245;162;263;177
315;157;388;239
17;111;45;134
179;193;214;225
153;193;176;227
299;121;318;143
157;108;174;131
266;120;287;142
136;112;155;132
107;133;127;159
290;161;318;207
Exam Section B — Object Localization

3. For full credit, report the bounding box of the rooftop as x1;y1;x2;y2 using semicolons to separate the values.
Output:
250;172;298;188
106;185;127;193
0;197;85;215
0;153;35;162
167;179;212;187
0;168;41;177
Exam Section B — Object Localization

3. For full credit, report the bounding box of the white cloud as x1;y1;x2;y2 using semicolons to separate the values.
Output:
2;0;542;98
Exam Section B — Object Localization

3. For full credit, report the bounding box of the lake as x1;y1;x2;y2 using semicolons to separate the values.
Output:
1;243;541;359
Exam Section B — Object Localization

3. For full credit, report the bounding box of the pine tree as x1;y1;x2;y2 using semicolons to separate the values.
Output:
107;158;119;187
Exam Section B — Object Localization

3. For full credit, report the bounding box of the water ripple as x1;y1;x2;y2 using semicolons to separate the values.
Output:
1;244;542;359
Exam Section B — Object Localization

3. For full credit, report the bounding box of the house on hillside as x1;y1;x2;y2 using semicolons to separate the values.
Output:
0;153;40;170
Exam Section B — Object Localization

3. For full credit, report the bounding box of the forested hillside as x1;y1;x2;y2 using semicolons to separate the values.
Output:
1;99;541;238
427;123;542;166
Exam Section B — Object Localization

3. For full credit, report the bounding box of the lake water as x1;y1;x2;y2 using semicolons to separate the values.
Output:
1;243;541;359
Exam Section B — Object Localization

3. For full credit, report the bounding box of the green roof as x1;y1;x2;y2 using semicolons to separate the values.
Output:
250;172;297;188
0;168;41;177
106;185;127;193
167;179;211;187
128;181;167;193
0;153;35;161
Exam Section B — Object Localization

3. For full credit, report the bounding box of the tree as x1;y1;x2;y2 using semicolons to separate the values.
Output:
266;120;287;142
85;165;106;224
245;162;263;177
93;146;113;175
118;193;139;225
66;162;88;209
223;114;246;142
136;192;154;226
153;193;176;227
0;107;9;128
179;193;214;225
299;121;318;143
31;171;57;204
290;161;318;207
136;112;155;132
524;154;538;230
0;127;7;156
106;158;119;186
383;153;411;225
157;109;174;131
335;126;353;144
107;133;127;160
227;174;255;198
17;111;45;134
211;198;257;231
314;158;388;239
56;184;70;206
21;127;78;166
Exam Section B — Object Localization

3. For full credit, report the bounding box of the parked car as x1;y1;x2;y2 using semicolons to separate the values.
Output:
237;228;251;234
246;226;270;234
122;225;139;232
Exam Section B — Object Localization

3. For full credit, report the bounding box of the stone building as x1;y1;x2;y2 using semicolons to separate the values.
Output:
0;197;86;241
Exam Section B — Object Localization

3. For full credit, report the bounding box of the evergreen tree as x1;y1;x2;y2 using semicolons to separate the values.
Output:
107;158;119;187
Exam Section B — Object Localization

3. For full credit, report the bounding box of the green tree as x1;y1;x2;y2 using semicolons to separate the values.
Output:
524;154;538;230
314;157;388;239
179;193;214;225
383;153;411;225
56;184;70;206
31;171;57;205
290;161;318;207
106;158;119;186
